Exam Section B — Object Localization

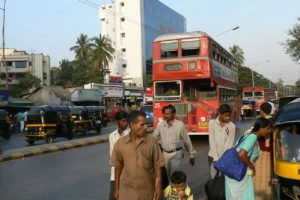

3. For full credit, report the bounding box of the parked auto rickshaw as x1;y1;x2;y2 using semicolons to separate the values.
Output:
70;106;93;134
0;109;11;140
272;98;300;200
25;106;73;145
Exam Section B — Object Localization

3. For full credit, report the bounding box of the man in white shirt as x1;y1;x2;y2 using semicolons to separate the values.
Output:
109;111;130;200
208;104;236;178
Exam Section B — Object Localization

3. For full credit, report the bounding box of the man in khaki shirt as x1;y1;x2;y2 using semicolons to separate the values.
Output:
111;110;165;200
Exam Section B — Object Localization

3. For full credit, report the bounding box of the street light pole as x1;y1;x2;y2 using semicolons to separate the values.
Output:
215;26;239;37
250;60;270;88
0;0;7;88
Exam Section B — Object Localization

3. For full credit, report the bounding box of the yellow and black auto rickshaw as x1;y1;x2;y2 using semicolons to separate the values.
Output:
70;106;93;134
25;106;73;145
273;98;300;200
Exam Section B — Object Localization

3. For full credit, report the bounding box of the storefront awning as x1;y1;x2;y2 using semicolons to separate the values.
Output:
7;97;33;107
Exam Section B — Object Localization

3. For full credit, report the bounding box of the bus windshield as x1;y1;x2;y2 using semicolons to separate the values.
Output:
244;92;252;97
155;81;181;101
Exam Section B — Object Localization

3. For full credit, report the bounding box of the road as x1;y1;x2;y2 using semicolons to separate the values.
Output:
0;118;255;200
0;123;117;152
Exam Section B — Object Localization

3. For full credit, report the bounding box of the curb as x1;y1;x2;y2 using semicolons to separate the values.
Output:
0;135;109;163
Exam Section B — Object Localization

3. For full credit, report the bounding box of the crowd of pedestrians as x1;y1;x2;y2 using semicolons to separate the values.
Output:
108;99;275;200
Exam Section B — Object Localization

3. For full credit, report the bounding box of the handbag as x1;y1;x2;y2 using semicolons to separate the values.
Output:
204;172;225;200
213;134;252;181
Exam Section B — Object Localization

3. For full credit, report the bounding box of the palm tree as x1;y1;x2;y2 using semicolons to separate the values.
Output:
91;34;115;70
229;45;245;66
90;34;115;82
70;34;92;62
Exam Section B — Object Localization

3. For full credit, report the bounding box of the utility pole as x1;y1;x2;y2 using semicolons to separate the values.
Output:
0;0;7;88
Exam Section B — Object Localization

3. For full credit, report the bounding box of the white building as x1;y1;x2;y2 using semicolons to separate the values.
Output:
0;48;51;86
100;0;186;87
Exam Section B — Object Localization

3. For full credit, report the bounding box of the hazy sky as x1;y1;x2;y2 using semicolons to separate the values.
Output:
4;0;300;84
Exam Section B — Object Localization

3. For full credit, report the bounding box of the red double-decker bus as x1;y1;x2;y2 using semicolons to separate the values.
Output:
242;86;276;113
152;31;239;135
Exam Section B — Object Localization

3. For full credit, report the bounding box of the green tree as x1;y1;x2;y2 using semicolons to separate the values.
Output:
90;34;114;83
229;44;245;65
10;73;41;97
70;34;92;62
55;59;75;87
283;17;300;63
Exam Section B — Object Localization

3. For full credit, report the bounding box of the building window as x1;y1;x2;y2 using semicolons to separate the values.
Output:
122;48;126;52
121;17;125;22
121;32;125;38
28;61;32;66
43;72;47;79
122;64;126;68
15;61;27;68
120;2;124;6
101;18;105;21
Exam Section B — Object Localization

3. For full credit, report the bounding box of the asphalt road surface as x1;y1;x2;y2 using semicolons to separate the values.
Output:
0;118;255;200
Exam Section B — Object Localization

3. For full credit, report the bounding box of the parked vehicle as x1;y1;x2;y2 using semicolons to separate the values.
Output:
0;109;11;140
141;104;153;126
86;106;109;127
272;98;300;200
25;106;73;145
70;106;92;134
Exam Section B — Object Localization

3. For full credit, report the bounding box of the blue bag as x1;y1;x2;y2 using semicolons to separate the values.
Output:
213;134;251;181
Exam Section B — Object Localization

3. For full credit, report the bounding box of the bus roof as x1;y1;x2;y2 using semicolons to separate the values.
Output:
154;31;209;42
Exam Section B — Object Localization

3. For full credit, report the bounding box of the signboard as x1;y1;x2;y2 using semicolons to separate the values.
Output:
109;76;123;85
0;89;9;106
100;85;123;98
71;89;102;102
213;60;238;83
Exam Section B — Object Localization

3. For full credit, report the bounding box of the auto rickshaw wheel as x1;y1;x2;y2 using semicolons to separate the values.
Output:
45;136;53;144
67;132;73;140
26;139;35;145
2;132;11;140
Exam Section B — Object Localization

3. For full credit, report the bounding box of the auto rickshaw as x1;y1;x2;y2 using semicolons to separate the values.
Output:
0;109;11;140
25;106;73;145
272;98;300;200
241;100;255;117
70;106;93;134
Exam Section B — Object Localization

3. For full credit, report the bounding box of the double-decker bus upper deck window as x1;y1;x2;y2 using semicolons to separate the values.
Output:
181;39;200;57
155;81;181;101
160;41;178;58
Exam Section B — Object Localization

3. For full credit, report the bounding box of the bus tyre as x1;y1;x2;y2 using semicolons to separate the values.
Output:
27;139;35;145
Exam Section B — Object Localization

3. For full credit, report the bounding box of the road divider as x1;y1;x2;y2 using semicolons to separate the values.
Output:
0;135;109;163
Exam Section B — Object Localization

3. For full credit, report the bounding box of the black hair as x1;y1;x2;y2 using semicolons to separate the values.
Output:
115;111;128;121
251;117;272;132
171;171;187;184
260;102;272;115
218;104;232;114
128;110;146;124
162;104;176;114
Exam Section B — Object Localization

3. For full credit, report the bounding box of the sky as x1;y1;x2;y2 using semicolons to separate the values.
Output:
4;0;300;84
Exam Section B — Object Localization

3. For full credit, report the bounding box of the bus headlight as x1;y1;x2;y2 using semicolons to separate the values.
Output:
200;117;206;122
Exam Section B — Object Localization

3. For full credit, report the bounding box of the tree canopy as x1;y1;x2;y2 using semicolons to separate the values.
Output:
9;73;41;97
55;34;115;87
283;17;300;63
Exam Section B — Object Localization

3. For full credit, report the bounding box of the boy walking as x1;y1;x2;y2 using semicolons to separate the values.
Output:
108;111;130;200
208;104;236;178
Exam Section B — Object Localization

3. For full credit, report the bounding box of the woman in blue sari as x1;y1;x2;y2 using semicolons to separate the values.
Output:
225;117;272;200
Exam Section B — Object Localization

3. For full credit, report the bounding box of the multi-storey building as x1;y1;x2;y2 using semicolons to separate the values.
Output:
0;48;51;86
100;0;186;87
